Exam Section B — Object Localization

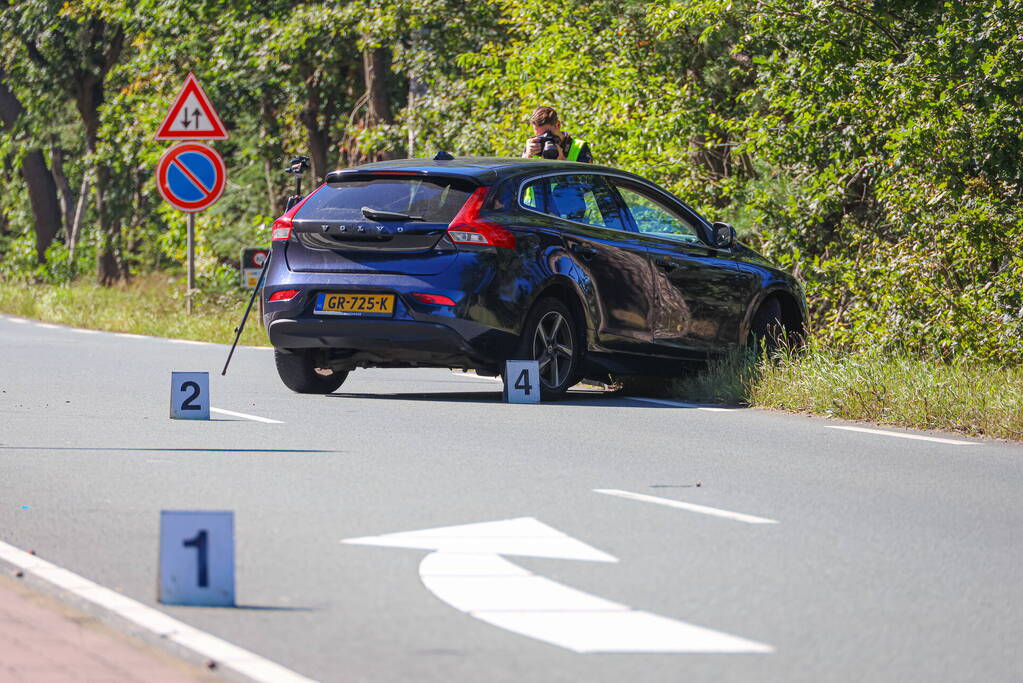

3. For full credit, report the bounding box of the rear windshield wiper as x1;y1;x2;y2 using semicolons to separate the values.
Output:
361;206;425;222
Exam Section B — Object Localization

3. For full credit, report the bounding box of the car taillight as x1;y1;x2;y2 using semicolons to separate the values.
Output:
268;289;299;302
411;292;457;306
271;216;293;241
447;187;516;249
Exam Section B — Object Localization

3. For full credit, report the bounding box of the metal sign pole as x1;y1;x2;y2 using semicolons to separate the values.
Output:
187;212;196;314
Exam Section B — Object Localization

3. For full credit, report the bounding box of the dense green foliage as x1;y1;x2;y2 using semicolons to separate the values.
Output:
1;0;1020;363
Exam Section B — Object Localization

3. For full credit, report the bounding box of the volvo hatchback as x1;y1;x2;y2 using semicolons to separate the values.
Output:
262;157;806;398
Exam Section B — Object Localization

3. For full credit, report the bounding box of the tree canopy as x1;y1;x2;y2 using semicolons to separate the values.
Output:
1;0;1020;362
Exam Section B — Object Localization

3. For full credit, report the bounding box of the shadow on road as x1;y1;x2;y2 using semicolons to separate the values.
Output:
326;390;735;409
0;447;341;453
229;604;317;612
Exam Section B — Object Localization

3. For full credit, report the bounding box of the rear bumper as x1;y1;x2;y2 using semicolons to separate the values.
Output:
266;317;509;370
261;245;524;369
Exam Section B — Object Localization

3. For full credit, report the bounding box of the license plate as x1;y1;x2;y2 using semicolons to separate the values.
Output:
314;292;395;316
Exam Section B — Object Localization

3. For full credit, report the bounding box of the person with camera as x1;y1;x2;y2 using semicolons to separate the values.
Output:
521;106;592;163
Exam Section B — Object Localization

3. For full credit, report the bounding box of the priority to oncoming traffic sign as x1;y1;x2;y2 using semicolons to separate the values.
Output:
155;72;229;141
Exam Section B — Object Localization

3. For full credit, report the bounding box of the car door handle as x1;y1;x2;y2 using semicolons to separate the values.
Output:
654;257;675;271
571;244;597;259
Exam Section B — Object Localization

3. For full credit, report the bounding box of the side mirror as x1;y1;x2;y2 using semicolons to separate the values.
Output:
712;222;736;249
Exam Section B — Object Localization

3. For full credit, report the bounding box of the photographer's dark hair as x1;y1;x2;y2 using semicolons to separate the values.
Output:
529;106;559;127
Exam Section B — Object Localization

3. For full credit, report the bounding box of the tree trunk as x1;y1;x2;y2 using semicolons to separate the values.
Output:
50;140;76;234
71;22;125;285
259;95;285;215
362;47;394;162
22;151;63;261
68;174;89;262
297;65;330;183
363;48;393;127
0;75;63;262
77;76;124;284
94;167;120;285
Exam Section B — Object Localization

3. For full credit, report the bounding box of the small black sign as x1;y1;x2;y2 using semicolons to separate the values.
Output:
241;247;269;270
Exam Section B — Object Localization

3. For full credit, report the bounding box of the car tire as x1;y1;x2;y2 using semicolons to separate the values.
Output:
274;349;347;394
513;297;581;400
749;296;784;355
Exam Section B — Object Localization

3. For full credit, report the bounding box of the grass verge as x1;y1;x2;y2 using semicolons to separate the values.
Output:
666;344;1023;441
0;273;268;347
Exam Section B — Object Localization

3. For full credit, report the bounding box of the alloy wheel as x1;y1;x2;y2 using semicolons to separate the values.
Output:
531;310;574;389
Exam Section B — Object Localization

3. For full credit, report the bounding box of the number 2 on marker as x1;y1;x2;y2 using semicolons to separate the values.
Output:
180;381;201;410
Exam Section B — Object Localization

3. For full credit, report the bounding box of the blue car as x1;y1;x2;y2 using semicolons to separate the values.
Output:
262;157;806;398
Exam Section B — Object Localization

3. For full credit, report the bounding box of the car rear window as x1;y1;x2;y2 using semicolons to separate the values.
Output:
297;177;476;222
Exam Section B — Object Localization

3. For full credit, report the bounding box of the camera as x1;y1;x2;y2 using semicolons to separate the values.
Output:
534;131;561;159
285;155;310;176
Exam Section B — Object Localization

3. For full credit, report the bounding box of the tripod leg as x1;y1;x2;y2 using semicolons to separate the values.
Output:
221;251;272;376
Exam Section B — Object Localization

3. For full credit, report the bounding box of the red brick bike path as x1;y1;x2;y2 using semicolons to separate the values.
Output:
0;573;212;682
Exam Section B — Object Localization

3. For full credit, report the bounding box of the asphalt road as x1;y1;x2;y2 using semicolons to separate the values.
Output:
1;314;1021;682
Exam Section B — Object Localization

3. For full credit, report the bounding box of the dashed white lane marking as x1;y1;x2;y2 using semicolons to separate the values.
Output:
624;397;733;411
594;489;778;525
36;323;60;329
0;540;317;683
168;339;213;346
826;425;980;446
7;317;28;324
209;407;284;424
114;332;149;339
344;517;772;654
71;327;99;334
450;371;503;383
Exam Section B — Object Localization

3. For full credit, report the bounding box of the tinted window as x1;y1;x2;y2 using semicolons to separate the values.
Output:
545;175;627;231
615;184;702;244
521;178;546;213
297;177;474;222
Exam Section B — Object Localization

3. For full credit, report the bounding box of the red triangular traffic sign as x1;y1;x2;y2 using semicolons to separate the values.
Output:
155;72;229;141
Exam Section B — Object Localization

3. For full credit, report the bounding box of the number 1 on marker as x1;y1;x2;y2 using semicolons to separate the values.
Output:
182;529;209;587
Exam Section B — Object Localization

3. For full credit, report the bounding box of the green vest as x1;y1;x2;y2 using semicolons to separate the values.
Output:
530;136;588;161
566;137;587;162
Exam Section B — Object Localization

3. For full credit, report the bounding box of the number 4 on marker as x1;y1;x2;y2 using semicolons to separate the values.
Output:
515;369;532;395
504;360;540;403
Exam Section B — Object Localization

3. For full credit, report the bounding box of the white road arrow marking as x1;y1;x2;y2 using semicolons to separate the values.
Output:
342;517;773;654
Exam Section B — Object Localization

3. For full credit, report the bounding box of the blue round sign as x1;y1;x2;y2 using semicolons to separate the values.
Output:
156;142;226;212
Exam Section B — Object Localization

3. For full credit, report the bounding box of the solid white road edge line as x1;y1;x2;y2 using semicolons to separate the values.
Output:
0;540;317;683
625;396;734;411
594;489;779;525
210;407;284;424
5;317;270;348
826;425;981;446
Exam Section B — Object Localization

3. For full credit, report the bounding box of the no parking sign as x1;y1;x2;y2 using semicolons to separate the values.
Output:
156;142;226;213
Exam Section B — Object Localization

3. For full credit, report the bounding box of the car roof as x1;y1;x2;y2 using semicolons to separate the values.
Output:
325;156;642;184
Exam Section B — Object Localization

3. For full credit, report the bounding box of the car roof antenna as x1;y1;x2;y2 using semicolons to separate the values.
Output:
434;151;454;161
